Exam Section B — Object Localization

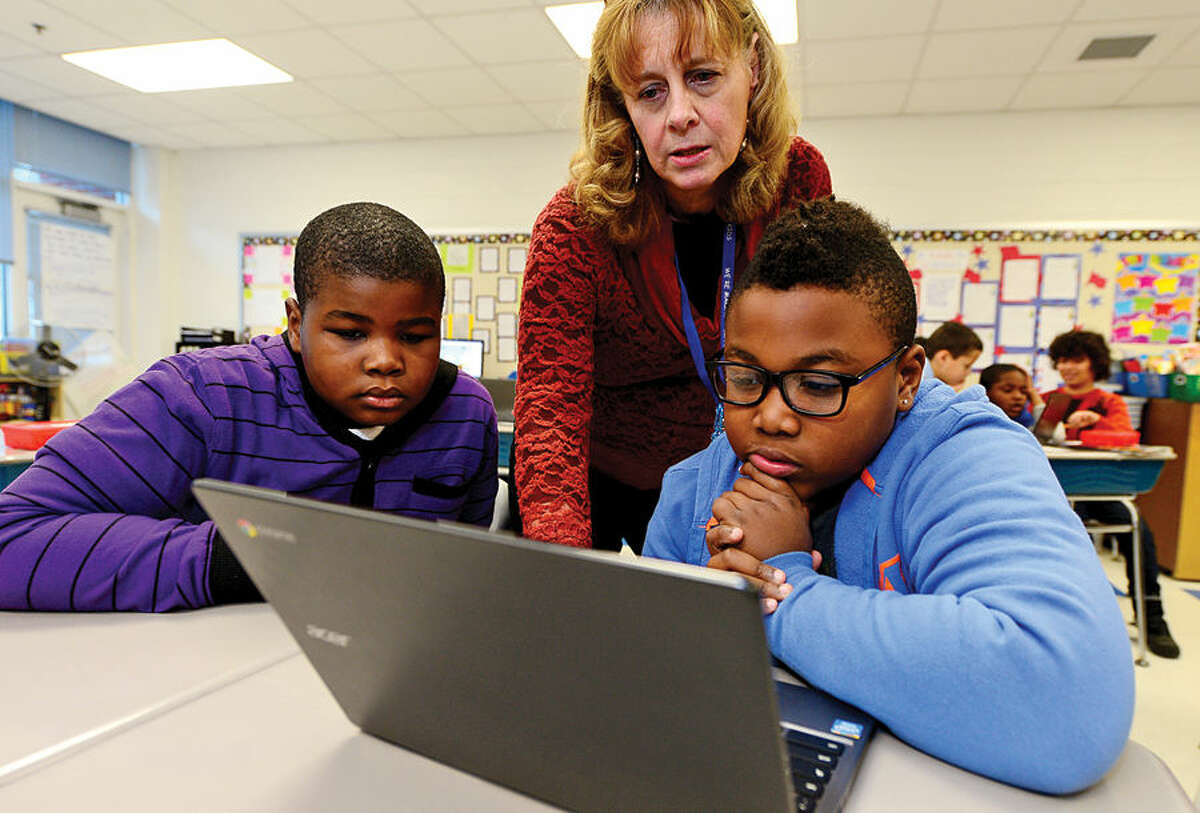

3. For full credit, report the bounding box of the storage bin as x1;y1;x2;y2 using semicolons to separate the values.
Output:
1169;373;1200;402
1;420;74;450
1048;458;1167;495
1123;372;1170;398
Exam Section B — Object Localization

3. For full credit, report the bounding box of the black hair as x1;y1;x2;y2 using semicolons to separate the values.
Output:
1047;329;1111;381
732;198;916;348
979;363;1027;390
293;202;445;311
924;321;983;358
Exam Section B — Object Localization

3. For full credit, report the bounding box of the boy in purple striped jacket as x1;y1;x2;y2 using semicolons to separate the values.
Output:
0;202;498;612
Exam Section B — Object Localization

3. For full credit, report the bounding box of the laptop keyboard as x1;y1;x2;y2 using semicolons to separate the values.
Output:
782;726;843;812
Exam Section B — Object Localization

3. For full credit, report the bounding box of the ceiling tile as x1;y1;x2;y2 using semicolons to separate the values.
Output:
525;98;580;131
223;115;329;144
396;66;514;107
433;9;575;64
282;0;416;25
105;122;182;148
22;96;139;134
0;67;61;102
1010;70;1146;110
933;0;1078;31
1;1;125;52
1039;18;1197;72
1;55;130;95
309;74;428;112
234;81;348;116
802;81;908;118
332;19;471;71
1073;0;1200;22
485;60;586;102
160;0;311;35
802;0;938;40
294;112;395;140
233;28;376;78
155;88;255;118
46;0;213;45
804;35;923;85
162;120;263;147
410;0;534;13
1164;24;1200;66
445;102;545;135
904;76;1024;113
1118;66;1200;105
368;108;468;138
0;29;44;59
918;27;1060;78
89;91;209;125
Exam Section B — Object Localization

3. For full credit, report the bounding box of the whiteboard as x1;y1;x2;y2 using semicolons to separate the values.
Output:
29;213;116;331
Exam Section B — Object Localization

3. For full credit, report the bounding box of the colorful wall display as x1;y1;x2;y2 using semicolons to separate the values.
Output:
893;228;1200;387
239;232;529;379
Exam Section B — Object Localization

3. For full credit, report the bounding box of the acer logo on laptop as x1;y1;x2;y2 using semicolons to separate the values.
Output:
235;518;296;544
307;624;352;647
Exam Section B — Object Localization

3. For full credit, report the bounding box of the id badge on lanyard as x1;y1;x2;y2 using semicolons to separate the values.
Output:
676;222;736;438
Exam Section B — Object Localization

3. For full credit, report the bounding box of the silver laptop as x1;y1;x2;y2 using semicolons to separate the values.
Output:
193;478;875;813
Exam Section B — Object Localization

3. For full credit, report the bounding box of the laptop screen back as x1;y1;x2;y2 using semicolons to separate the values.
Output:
192;479;797;812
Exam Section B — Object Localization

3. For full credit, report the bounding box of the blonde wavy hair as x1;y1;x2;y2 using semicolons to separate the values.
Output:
570;0;796;247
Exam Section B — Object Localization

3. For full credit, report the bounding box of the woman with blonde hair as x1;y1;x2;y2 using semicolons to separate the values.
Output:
515;0;832;551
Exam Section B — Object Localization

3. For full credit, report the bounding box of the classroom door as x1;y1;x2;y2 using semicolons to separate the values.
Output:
10;184;134;419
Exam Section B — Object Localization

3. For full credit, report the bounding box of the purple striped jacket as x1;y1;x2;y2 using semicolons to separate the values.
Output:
0;334;497;611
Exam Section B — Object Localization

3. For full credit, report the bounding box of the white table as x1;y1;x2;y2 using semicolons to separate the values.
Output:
1;605;1192;811
0;605;296;774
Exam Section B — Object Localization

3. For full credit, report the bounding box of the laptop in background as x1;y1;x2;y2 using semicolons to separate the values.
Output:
1033;391;1074;444
193;478;875;813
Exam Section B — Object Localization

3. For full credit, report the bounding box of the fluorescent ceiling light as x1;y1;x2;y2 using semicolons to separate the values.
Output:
545;0;798;59
62;38;292;93
759;0;799;45
545;2;604;59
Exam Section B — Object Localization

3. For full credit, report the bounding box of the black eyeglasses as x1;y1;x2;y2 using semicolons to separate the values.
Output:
706;345;909;418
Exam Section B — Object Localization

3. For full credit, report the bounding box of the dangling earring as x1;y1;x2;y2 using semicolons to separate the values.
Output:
740;135;749;154
633;138;642;185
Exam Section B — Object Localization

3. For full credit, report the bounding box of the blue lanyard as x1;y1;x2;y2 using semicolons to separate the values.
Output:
676;223;736;432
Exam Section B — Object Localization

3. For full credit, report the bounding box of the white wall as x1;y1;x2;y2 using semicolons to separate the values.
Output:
158;105;1200;338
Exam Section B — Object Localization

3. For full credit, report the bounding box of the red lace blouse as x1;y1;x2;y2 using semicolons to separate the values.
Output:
515;138;833;547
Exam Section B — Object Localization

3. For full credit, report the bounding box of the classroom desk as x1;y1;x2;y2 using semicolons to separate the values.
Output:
1043;444;1175;667
0;448;35;489
0;606;1192;811
0;605;297;774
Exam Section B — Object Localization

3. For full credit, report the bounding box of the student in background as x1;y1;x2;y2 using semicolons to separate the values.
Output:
981;362;1071;442
923;321;983;390
1043;329;1179;658
644;200;1134;794
0;202;498;612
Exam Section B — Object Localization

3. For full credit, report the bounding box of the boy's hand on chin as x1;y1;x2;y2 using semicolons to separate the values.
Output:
707;460;815;561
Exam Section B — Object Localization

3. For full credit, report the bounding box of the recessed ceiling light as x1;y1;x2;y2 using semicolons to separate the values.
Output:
545;2;605;59
545;0;798;60
61;38;292;93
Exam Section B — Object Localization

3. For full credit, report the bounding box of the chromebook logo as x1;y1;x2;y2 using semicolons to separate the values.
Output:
235;518;296;543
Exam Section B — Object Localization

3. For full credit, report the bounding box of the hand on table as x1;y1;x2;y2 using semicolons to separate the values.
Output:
1066;409;1102;430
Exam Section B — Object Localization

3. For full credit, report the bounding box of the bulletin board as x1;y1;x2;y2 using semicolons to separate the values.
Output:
895;228;1200;387
239;232;529;379
241;226;1200;387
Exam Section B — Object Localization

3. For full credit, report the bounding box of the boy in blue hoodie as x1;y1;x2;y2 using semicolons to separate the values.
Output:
642;199;1134;795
